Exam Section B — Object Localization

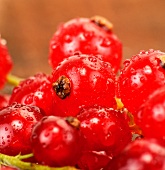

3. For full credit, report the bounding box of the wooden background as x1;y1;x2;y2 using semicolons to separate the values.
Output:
0;0;165;78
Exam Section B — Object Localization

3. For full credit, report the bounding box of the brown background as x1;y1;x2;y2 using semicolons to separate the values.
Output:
0;0;165;78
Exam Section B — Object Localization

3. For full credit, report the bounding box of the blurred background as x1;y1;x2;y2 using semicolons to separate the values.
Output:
0;0;165;78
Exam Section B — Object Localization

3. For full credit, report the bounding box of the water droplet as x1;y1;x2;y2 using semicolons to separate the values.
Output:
84;31;94;39
123;59;131;67
143;65;152;74
101;38;111;47
88;56;97;62
64;34;73;43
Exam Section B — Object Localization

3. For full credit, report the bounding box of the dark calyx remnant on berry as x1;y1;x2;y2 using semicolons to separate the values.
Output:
159;55;165;69
52;75;71;99
65;116;80;129
90;15;113;32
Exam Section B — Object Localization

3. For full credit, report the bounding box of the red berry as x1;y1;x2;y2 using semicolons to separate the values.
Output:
117;49;165;117
51;53;116;117
77;106;132;158
0;102;43;156
0;38;13;89
104;139;165;170
136;86;165;142
49;16;122;73
31;116;83;167
9;73;55;116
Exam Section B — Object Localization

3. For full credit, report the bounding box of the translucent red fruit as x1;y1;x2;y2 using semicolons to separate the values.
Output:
9;73;55;116
0;102;44;156
51;53;116;117
135;86;165;141
117;49;165;117
77;106;132;156
104;139;165;170
31;116;84;167
49;16;122;73
0;38;13;89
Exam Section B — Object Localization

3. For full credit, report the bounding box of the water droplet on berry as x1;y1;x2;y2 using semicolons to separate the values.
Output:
139;50;146;55
153;104;165;122
83;31;94;39
64;35;73;43
24;95;34;104
88;56;97;62
123;59;131;67
101;38;111;47
143;65;152;74
130;68;135;74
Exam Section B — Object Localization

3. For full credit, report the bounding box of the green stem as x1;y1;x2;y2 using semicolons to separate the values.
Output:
6;74;23;86
0;153;78;170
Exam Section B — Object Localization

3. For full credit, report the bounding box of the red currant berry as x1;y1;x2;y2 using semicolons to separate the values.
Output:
0;38;13;89
77;106;132;158
49;16;122;73
31;116;84;167
104;139;165;170
9;73;55;116
136;86;165;142
117;49;165;117
78;150;111;170
0;102;44;156
51;53;116;117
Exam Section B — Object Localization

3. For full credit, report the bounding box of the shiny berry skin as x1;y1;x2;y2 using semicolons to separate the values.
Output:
136;86;165;141
0;102;44;156
104;139;165;170
77;106;132;168
9;73;55;116
51;54;116;117
0;38;13;89
31;116;84;167
117;49;165;117
49;16;122;73
0;94;10;109
78;150;111;170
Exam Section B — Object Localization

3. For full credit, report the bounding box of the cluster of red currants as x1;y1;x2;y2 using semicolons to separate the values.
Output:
0;16;165;170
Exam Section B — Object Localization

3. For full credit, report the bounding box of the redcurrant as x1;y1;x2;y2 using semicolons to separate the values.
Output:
31;116;84;167
9;73;55;116
51;53;116;117
117;49;165;117
77;106;132;157
49;16;122;73
0;102;44;156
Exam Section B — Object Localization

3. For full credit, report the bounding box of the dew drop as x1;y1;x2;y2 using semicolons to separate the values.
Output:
64;34;73;43
123;59;131;67
101;38;111;47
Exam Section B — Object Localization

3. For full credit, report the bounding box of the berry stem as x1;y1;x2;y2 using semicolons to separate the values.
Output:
0;153;78;170
6;74;23;86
